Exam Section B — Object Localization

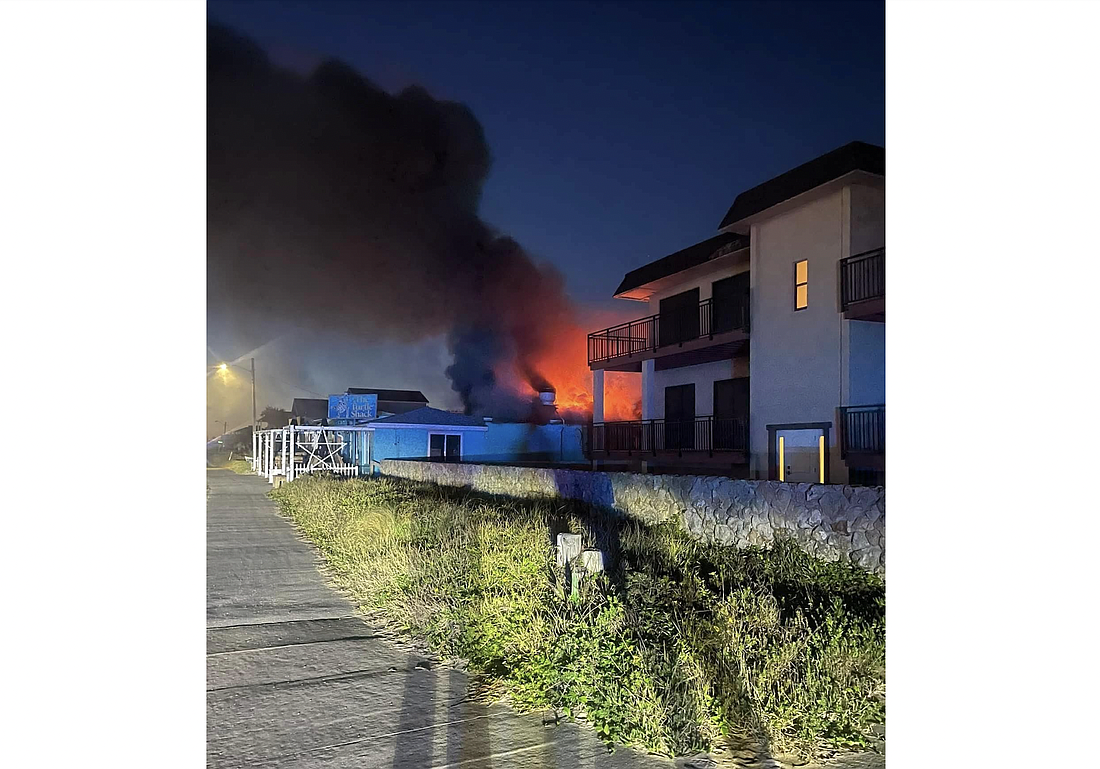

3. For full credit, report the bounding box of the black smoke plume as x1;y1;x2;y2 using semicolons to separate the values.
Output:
208;23;573;417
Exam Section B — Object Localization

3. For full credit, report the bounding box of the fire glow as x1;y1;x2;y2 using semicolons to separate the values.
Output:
516;315;642;422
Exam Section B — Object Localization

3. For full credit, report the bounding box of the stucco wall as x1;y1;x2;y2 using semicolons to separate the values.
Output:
850;182;885;255
848;320;885;405
651;359;736;419
381;460;885;574
749;189;846;480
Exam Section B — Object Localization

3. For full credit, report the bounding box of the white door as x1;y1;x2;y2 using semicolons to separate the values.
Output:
777;428;825;483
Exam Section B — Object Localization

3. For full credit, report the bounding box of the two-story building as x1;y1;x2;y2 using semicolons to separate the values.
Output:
588;141;885;484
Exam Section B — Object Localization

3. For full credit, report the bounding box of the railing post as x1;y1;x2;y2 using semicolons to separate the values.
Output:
287;426;295;481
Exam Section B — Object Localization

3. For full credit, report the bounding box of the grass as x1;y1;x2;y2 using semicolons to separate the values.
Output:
207;449;254;475
224;459;253;475
270;475;885;761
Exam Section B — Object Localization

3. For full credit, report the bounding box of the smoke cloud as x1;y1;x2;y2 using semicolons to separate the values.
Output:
208;23;574;418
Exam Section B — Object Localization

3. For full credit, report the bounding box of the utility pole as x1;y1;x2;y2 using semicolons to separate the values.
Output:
251;357;257;434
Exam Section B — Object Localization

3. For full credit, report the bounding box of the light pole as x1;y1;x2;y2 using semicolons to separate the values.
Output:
213;358;257;433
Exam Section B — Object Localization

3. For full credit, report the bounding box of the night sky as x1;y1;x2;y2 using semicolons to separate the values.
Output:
208;0;884;311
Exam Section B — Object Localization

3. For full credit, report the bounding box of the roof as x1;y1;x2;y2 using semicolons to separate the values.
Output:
614;232;749;298
291;398;328;420
719;141;884;230
369;407;486;428
345;388;428;403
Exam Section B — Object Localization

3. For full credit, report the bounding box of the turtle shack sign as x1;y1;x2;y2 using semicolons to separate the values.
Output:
327;393;378;421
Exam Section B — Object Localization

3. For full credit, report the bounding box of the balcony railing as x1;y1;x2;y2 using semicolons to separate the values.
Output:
839;404;884;458
590;416;748;455
840;248;885;311
588;296;749;364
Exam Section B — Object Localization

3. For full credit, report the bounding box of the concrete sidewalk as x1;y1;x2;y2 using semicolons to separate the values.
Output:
206;469;685;769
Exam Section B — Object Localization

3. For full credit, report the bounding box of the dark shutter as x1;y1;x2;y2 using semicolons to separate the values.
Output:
659;288;699;347
711;273;749;334
713;378;748;450
664;384;695;449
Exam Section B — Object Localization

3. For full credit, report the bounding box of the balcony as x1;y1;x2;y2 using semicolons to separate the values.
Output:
840;248;885;321
587;296;750;371
589;416;748;458
839;404;884;470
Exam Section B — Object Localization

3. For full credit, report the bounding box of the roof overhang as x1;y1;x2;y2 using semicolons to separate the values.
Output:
371;422;488;431
613;245;749;301
719;170;884;235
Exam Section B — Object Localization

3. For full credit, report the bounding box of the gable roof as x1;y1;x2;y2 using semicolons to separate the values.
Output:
291;398;328;420
614;232;749;298
345;388;428;403
369;406;486;428
719;141;884;230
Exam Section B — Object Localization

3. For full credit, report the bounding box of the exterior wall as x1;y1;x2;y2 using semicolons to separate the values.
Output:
848;320;885;404
651;359;736;419
364;424;583;468
472;423;585;463
845;182;885;408
850;182;885;255
648;261;750;307
370;427;488;464
382;460;885;574
749;189;847;480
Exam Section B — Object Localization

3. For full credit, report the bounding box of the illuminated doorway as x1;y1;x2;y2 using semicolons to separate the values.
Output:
766;422;831;483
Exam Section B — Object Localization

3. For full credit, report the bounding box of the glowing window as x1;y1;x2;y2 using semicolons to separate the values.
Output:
794;260;808;310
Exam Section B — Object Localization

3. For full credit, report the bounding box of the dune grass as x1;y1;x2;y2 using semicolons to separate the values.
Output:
269;474;885;761
224;459;253;475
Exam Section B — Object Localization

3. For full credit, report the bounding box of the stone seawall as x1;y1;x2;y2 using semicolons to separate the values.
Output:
380;460;885;574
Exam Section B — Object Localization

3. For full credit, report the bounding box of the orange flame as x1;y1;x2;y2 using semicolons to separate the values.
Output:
517;309;642;421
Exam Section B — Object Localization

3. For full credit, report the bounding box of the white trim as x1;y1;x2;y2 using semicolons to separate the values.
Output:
373;422;487;431
427;431;464;460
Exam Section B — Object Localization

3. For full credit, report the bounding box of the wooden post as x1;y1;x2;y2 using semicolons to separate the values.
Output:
778;436;785;482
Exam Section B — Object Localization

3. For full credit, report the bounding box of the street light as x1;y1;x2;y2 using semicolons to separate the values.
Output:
210;358;257;433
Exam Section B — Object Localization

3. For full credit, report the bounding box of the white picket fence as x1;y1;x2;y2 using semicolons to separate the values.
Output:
252;425;370;484
293;465;359;478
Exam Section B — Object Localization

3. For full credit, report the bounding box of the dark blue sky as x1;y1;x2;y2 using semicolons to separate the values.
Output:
209;0;884;312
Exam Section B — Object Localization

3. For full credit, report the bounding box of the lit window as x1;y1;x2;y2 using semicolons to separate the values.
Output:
794;260;808;310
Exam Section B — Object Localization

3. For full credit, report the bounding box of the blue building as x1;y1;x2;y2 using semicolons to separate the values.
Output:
349;406;585;474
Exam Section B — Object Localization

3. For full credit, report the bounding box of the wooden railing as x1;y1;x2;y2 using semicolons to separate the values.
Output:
840;248;885;310
590;416;748;455
839;404;885;457
587;296;749;364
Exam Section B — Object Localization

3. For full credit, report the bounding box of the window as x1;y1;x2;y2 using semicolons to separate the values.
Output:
429;433;462;461
794;259;808;310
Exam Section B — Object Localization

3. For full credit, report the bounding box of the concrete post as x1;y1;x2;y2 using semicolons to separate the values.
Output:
592;369;605;424
641;358;656;421
556;533;583;568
